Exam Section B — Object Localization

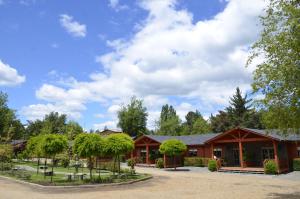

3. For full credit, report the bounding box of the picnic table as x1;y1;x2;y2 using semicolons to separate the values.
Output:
74;173;86;180
65;173;73;181
44;171;53;176
40;165;48;170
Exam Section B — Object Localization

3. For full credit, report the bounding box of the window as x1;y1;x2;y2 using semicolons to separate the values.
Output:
297;147;300;157
213;148;222;158
262;147;274;160
188;149;198;157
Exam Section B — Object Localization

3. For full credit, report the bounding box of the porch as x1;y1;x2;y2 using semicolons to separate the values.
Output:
206;128;290;173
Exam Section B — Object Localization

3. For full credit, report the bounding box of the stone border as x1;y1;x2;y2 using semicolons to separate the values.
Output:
0;174;152;189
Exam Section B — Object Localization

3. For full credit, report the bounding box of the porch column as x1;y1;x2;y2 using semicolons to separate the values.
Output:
273;140;279;173
239;141;244;168
163;154;166;168
146;145;150;164
211;144;214;158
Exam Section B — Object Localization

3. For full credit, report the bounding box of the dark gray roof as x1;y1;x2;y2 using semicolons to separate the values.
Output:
242;128;300;141
146;133;220;145
11;140;26;145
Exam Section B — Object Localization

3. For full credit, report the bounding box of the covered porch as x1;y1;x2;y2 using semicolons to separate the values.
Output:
206;128;289;173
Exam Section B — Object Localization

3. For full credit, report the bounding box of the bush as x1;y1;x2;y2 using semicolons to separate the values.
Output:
127;158;135;168
293;158;300;171
15;170;32;180
184;157;210;167
156;158;164;169
264;159;278;174
208;159;217;172
61;158;70;168
0;162;13;171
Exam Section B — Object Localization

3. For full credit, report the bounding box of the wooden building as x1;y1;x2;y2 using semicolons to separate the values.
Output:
132;128;300;173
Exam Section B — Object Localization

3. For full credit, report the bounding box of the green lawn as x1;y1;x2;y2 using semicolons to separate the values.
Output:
0;169;150;186
15;161;110;174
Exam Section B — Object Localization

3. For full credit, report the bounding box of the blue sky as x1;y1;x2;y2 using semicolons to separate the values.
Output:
0;0;266;130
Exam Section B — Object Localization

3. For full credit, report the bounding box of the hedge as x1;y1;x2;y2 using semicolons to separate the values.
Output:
293;158;300;171
264;159;278;174
184;157;210;167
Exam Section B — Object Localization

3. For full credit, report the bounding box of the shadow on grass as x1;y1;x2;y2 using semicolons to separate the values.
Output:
268;192;300;199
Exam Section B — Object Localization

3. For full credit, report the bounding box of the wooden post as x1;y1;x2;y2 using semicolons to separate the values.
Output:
239;141;244;168
146;145;149;164
273;140;279;173
163;154;166;168
211;144;214;159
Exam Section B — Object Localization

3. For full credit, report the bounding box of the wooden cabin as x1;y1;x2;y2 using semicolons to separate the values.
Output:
132;128;300;173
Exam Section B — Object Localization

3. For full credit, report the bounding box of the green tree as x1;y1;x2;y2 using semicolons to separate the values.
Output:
210;88;264;133
65;121;83;140
73;133;104;179
26;135;43;174
191;117;211;134
40;134;68;182
157;104;181;135
247;0;300;134
41;112;67;134
103;133;134;175
159;139;187;170
209;111;231;133
25;120;44;138
182;111;211;134
0;144;13;170
0;92;25;142
117;97;148;136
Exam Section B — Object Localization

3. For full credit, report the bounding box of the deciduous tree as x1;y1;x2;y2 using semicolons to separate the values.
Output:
247;0;300;134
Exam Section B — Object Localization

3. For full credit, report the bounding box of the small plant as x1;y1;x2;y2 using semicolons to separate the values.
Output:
264;159;278;174
293;158;300;171
208;159;217;172
156;158;164;169
127;158;136;169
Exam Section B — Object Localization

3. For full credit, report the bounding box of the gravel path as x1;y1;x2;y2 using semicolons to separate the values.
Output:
0;167;299;199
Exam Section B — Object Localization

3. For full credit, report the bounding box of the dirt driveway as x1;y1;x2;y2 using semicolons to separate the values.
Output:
0;167;299;199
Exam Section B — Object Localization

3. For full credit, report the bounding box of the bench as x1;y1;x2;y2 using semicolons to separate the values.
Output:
44;171;53;176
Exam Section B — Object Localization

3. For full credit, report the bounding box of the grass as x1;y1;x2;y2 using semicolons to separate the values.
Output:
15;161;107;174
1;161;150;186
0;170;150;186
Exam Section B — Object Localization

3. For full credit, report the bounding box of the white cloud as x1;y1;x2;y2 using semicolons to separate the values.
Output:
93;120;117;130
0;60;26;86
59;14;87;38
108;0;129;11
23;0;266;128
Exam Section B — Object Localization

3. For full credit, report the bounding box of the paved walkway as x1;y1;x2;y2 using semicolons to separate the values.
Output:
0;167;299;199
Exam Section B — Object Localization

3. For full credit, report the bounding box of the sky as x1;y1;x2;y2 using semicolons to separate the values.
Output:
0;0;267;131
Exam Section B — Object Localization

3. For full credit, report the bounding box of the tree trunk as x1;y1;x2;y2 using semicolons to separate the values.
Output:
37;158;40;174
51;156;54;183
44;158;47;179
118;155;121;175
113;156;116;176
173;156;176;170
97;157;101;179
89;157;93;180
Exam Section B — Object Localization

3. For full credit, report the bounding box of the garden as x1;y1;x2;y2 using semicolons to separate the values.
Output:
0;133;150;186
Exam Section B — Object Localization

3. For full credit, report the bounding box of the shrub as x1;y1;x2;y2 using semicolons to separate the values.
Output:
61;157;70;168
184;157;210;167
156;158;164;169
293;158;300;171
14;170;32;180
208;159;217;172
127;158;136;168
0;162;13;171
264;159;278;174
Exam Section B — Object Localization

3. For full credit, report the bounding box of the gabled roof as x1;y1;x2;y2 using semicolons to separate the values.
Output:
144;133;220;145
243;128;300;141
